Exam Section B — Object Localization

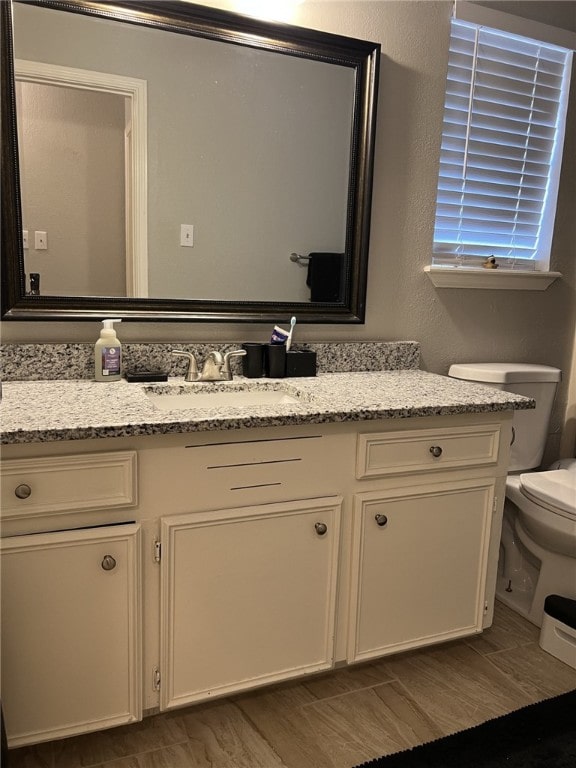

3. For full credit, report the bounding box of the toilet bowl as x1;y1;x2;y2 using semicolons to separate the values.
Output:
517;460;576;557
499;460;576;626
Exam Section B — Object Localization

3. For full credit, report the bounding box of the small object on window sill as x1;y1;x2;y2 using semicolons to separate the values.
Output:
482;256;498;269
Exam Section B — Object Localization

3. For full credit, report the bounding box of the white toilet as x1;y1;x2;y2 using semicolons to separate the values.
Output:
448;363;576;628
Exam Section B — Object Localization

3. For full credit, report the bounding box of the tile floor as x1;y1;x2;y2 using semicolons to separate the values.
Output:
8;601;576;768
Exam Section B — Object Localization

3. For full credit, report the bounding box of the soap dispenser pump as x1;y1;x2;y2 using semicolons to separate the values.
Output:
95;319;122;381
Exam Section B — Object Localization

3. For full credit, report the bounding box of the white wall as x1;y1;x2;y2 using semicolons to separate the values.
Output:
3;0;575;456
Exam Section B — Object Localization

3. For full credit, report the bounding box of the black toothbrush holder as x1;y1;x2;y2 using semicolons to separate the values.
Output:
241;343;265;378
264;344;287;378
285;350;317;377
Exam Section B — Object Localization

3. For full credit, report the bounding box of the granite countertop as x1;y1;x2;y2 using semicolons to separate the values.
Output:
0;370;533;445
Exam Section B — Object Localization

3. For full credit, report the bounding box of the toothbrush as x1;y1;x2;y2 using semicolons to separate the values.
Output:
286;316;296;351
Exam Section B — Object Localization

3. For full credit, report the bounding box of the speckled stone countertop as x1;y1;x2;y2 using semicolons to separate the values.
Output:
0;371;532;445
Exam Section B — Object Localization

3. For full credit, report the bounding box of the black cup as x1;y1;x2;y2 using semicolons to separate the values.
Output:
241;343;265;378
264;344;286;378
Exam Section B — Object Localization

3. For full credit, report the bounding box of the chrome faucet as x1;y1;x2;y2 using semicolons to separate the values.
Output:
172;348;246;382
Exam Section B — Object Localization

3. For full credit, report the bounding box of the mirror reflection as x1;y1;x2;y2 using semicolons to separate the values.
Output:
2;0;380;322
16;78;129;297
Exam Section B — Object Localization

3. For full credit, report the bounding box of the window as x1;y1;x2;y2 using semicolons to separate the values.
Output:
432;7;573;277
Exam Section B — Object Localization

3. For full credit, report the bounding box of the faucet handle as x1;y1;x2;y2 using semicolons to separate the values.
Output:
224;349;247;363
172;350;199;382
223;349;247;377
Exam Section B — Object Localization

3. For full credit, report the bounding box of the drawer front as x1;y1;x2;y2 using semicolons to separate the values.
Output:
357;424;501;479
141;432;351;512
0;452;137;520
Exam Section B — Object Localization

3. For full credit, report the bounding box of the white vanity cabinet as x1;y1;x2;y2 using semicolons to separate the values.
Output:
0;452;141;748
137;426;351;711
1;525;142;747
347;479;495;662
0;410;513;747
348;422;504;662
159;497;342;710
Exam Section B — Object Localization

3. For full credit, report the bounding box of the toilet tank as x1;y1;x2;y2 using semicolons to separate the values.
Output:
448;363;561;472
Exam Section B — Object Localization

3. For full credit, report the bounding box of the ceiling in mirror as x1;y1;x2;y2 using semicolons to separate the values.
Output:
1;0;380;323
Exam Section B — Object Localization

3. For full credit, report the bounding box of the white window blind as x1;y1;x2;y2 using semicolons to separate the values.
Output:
433;18;572;270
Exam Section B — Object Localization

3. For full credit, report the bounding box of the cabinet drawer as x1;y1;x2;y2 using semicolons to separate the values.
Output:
357;424;501;479
143;432;351;511
0;452;137;520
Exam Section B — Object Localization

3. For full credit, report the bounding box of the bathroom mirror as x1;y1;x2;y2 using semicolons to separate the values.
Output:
1;0;380;323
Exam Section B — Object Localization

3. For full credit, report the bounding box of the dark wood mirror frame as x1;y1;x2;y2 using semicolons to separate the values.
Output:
1;0;380;323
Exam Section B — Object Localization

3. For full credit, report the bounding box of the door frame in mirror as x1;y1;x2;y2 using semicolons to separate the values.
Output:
15;58;149;298
1;0;380;323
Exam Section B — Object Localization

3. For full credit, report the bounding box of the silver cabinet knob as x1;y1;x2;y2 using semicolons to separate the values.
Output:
375;514;388;527
101;555;117;571
14;483;32;499
429;445;443;458
315;522;328;536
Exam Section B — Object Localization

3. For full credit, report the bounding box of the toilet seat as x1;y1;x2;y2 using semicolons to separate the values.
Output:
520;465;576;522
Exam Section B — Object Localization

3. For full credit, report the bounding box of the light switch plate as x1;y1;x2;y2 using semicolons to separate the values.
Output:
180;224;194;247
35;231;48;250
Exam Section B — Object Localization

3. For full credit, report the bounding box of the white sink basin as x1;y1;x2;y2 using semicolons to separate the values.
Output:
145;386;301;411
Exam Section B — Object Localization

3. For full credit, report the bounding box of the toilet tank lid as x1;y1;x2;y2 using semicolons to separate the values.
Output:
448;363;562;384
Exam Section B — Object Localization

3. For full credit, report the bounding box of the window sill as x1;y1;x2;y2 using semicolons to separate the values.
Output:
424;266;562;291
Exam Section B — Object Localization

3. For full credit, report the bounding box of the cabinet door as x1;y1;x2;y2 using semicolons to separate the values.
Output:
348;479;495;663
1;524;142;747
160;497;342;710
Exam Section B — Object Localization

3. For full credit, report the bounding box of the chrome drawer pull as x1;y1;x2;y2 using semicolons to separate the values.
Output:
101;555;117;571
375;514;388;527
14;483;32;499
429;445;443;458
315;522;328;536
